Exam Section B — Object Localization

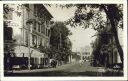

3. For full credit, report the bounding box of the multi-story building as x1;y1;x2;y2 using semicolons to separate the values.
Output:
80;46;92;61
4;4;53;68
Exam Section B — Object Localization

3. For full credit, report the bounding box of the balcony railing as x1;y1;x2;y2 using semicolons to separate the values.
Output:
31;28;49;39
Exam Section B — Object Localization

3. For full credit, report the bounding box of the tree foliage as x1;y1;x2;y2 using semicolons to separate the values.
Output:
50;22;72;62
61;4;123;66
64;4;123;29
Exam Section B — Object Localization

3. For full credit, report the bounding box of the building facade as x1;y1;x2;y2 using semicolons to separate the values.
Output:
4;4;53;68
80;46;92;61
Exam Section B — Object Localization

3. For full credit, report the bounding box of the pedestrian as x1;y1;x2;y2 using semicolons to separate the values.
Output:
51;59;56;68
52;60;57;68
54;60;57;68
79;60;84;66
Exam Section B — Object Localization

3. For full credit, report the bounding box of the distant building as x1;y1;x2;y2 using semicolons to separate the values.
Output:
4;4;53;68
80;46;92;61
68;46;92;63
70;52;81;63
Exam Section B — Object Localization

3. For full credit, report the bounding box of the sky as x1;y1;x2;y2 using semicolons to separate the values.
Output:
46;5;96;52
68;26;96;52
46;5;76;22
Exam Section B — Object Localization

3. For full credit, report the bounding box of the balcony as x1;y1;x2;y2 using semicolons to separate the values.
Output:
31;28;49;39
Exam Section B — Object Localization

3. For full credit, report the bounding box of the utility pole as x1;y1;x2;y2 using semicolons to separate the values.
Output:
26;7;31;70
26;20;33;70
28;24;31;70
60;33;62;49
59;32;62;65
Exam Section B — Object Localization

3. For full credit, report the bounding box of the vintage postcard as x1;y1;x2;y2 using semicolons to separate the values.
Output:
0;0;127;81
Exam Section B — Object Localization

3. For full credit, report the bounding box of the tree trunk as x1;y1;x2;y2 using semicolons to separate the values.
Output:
103;5;124;66
109;18;124;66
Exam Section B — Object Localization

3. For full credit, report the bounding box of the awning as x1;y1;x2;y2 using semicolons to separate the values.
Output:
14;46;44;58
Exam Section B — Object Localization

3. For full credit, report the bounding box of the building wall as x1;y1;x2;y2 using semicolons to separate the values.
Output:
4;4;53;58
20;4;52;48
79;46;92;61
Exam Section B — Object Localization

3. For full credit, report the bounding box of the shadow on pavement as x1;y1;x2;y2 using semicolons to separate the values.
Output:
5;70;123;77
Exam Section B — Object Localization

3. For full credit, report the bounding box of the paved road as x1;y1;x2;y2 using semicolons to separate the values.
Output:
5;61;123;76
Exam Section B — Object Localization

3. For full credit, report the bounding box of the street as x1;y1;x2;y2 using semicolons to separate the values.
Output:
4;4;124;77
5;61;123;76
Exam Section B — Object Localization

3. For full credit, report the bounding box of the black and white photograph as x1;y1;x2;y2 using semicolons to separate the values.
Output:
3;3;125;77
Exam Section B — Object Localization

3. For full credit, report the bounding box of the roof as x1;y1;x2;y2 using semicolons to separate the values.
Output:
42;4;53;19
24;4;53;19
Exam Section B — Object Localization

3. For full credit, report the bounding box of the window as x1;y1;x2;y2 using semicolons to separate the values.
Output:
46;20;48;26
25;30;28;46
39;37;41;47
40;38;42;46
33;21;36;30
32;34;37;47
32;35;34;46
42;38;45;46
34;5;37;17
45;28;47;36
48;29;50;37
36;22;38;31
38;23;41;32
41;24;45;34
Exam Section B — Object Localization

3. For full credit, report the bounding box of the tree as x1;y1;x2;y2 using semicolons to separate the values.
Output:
50;22;72;62
102;5;123;66
63;4;123;66
4;22;16;70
